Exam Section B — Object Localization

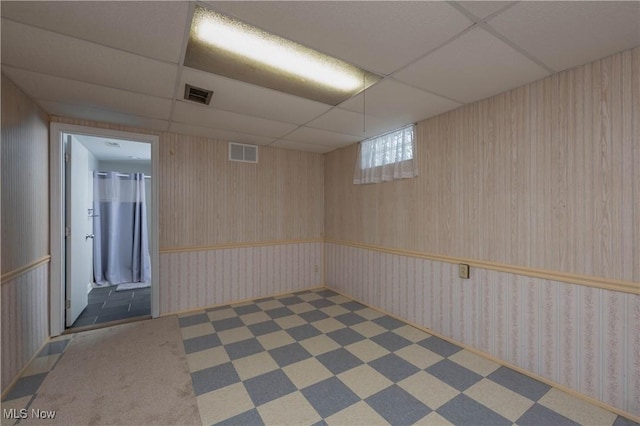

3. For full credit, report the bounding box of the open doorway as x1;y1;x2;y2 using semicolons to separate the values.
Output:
50;123;159;336
66;134;152;329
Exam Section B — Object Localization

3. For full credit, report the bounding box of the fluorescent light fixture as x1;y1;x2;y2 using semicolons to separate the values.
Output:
195;16;360;91
184;6;380;105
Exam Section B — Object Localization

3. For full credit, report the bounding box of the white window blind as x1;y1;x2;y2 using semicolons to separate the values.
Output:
353;124;418;184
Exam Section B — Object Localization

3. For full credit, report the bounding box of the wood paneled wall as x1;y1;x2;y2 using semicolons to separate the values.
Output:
50;117;325;250
160;242;323;314
1;73;50;394
1;74;50;274
325;48;639;284
326;242;640;418
159;133;323;249
1;264;49;392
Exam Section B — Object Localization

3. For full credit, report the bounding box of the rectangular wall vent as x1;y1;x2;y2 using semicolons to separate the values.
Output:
229;142;258;163
184;84;213;105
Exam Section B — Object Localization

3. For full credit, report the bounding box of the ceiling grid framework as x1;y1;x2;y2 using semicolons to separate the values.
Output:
1;1;639;154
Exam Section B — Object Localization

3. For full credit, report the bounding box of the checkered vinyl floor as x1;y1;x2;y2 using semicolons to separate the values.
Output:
179;288;633;426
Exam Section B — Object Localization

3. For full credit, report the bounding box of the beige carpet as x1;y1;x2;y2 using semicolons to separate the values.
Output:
23;316;201;426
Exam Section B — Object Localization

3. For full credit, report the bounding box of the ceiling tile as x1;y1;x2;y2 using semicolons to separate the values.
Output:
1;19;178;98
180;67;332;125
169;122;276;145
339;79;462;123
283;126;361;148
74;135;152;162
393;27;550;103
207;1;472;75
0;1;189;63
270;140;335;154
455;1;514;20
488;1;640;72
3;66;172;120
172;101;297;138
306;108;392;138
40;100;169;132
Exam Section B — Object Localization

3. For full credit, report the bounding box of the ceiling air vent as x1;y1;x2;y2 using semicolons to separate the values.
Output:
229;142;258;163
184;84;213;105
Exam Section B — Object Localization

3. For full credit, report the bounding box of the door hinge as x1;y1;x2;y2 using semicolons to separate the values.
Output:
64;152;70;163
65;226;71;237
65;300;71;309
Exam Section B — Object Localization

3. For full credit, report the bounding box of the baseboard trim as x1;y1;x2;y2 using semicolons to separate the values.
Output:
159;284;326;318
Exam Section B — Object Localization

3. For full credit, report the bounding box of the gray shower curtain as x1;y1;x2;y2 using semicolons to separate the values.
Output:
93;171;150;286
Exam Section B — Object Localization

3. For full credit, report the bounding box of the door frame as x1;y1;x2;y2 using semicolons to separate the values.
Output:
50;123;160;336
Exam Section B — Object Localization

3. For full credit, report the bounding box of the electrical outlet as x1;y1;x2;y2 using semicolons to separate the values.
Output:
458;263;470;279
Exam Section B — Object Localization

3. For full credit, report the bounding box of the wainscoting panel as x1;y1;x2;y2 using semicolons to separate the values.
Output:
325;242;639;417
1;74;49;275
159;241;323;314
1;263;49;392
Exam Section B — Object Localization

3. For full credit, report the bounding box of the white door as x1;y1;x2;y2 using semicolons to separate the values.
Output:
65;137;93;326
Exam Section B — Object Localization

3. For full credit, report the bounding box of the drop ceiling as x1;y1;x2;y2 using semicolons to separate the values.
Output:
74;134;152;162
2;1;639;154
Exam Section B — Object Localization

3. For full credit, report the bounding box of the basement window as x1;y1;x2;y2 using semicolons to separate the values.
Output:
354;124;418;184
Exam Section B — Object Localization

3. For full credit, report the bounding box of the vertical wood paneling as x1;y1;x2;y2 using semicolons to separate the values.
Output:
524;278;540;374
494;273;508;362
324;47;639;284
160;135;325;248
603;290;625;409
509;276;523;368
479;268;491;355
326;243;640;416
1;73;50;394
540;280;559;381
580;286;601;399
1;264;49;391
628;293;640;416
159;242;322;314
559;283;578;390
50;116;325;249
632;48;640;283
1;74;49;274
619;50;633;281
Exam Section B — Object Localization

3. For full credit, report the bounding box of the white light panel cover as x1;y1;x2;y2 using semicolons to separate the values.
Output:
184;5;380;106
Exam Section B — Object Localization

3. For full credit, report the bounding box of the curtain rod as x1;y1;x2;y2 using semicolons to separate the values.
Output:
95;172;151;179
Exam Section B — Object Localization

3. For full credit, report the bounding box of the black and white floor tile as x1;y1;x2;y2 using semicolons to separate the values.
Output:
178;288;635;426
